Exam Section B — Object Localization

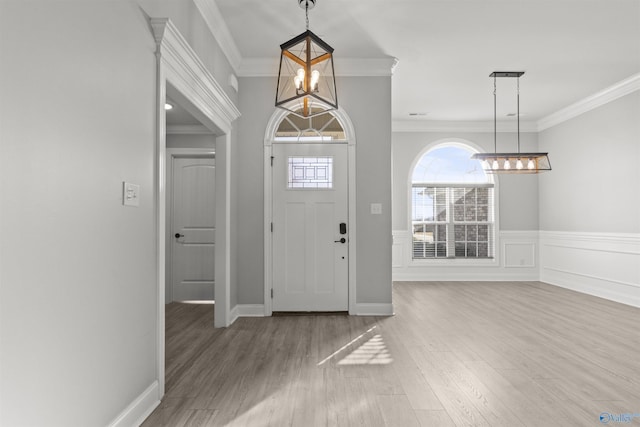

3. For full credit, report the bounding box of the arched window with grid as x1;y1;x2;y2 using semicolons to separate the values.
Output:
412;144;495;259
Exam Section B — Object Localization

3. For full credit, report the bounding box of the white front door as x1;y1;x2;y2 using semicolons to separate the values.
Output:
170;156;215;301
272;143;348;311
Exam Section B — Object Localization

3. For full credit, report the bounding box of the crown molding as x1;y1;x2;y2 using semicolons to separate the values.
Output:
392;120;538;133
537;73;640;131
193;0;242;71
237;57;399;77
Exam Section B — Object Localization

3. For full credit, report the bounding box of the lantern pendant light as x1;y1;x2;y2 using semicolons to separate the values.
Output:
472;72;551;174
275;0;338;118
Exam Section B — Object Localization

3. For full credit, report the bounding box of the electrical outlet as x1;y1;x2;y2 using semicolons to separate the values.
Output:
370;203;382;215
123;182;140;207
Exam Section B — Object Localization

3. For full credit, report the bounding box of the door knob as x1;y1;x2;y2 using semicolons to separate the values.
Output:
334;238;346;244
175;233;184;238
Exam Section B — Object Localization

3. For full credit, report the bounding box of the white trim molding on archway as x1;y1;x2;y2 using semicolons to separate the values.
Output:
263;105;358;316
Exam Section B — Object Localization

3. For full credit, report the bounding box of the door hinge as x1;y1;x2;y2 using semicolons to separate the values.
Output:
270;156;274;166
271;222;273;232
271;288;273;298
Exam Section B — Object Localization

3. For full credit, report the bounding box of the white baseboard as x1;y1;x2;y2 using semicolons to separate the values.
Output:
542;268;640;308
237;304;265;317
229;305;239;325
107;380;160;427
540;231;640;308
355;303;394;316
393;272;540;282
230;304;265;324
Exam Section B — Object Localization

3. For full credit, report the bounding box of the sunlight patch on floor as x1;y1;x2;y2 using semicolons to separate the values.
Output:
337;334;393;365
318;326;393;366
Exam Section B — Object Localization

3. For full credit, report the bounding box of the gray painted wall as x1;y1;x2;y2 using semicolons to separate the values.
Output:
392;131;540;232
1;2;158;425
236;76;393;305
538;92;640;233
0;1;239;424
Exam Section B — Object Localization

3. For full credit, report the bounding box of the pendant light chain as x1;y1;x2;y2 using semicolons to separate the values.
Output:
305;1;310;30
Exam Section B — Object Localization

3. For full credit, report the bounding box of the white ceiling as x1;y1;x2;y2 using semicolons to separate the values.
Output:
214;0;640;124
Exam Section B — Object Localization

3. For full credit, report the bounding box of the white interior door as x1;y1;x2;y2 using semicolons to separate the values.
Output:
171;156;215;301
272;143;348;311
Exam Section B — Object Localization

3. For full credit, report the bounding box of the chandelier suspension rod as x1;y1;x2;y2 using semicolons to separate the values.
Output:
517;75;520;153
493;75;497;153
305;1;310;30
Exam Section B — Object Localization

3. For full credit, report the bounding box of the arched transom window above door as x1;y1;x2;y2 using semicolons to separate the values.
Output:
411;144;496;260
274;109;346;142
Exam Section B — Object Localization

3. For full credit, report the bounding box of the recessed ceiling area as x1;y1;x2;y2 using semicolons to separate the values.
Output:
215;0;640;123
165;83;223;135
165;97;203;127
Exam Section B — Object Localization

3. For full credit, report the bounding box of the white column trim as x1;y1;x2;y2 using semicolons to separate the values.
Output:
150;17;240;406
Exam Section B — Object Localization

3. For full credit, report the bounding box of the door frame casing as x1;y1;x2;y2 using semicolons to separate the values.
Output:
165;148;215;303
151;18;240;399
263;107;357;315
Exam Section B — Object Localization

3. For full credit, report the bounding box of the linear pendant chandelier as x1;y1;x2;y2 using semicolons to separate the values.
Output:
472;72;551;174
275;0;338;118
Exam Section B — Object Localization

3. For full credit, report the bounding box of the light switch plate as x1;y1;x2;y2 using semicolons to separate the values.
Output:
123;182;140;207
371;203;382;215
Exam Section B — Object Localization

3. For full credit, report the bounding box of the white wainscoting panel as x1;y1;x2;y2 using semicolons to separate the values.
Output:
392;230;540;281
540;231;640;308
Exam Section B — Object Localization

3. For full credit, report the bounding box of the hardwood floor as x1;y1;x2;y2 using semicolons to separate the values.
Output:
142;282;640;426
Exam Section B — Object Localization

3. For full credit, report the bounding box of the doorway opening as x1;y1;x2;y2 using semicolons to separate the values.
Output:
152;18;240;399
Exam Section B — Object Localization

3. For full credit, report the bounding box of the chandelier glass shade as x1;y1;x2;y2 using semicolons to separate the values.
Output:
470;152;551;173
471;71;551;174
275;0;338;118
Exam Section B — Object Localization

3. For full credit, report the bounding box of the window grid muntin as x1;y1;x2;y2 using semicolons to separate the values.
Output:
413;185;494;259
287;156;334;189
274;110;346;142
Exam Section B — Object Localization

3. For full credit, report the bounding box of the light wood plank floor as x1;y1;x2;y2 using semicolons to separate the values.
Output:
142;282;640;426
